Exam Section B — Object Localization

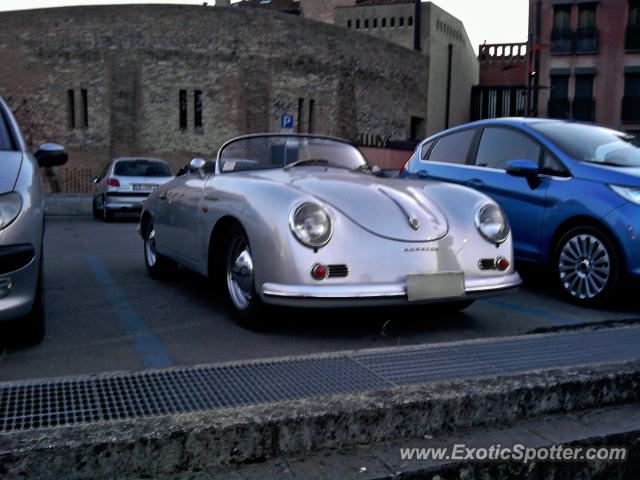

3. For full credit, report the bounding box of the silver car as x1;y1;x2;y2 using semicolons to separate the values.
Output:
0;97;67;343
91;157;174;221
139;134;521;327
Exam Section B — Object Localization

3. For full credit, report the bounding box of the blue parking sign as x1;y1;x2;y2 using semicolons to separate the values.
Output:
281;114;294;129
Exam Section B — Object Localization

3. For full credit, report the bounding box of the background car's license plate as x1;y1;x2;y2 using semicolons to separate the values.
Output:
406;272;465;301
133;184;157;191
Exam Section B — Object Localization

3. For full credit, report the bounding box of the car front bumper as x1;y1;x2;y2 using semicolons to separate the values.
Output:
0;244;38;322
260;271;522;307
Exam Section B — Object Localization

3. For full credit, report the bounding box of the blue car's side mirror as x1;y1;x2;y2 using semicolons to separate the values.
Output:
505;159;539;177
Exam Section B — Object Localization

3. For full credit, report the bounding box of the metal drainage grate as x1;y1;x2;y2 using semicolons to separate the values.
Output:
1;326;639;433
0;357;390;433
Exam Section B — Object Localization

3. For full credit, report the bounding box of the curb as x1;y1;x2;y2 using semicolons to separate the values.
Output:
1;360;638;479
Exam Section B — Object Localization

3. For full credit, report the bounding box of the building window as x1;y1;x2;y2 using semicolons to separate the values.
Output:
81;89;88;128
410;116;424;140
179;89;187;130
364;19;369;29
390;17;395;28
408;16;413;27
622;73;640;122
551;5;572;53
356;19;360;29
373;18;377;28
399;17;404;27
297;98;304;133
194;90;203;128
573;75;595;121
67;90;75;129
381;18;386;28
576;3;598;53
308;98;315;133
548;75;570;119
626;2;640;50
347;19;351;28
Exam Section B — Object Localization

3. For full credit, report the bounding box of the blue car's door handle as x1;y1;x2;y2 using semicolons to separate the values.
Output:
466;178;484;188
417;170;429;178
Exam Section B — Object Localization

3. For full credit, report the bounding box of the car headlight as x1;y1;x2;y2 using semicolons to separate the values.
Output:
609;185;640;206
474;202;509;245
289;202;333;248
0;192;22;230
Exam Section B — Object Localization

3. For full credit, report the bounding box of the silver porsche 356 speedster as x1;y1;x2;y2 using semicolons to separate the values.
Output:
139;134;521;326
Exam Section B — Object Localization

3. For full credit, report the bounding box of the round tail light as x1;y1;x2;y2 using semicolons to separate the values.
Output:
311;264;328;280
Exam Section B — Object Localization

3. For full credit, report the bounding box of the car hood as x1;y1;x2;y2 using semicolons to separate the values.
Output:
254;168;449;242
571;162;640;187
0;152;22;194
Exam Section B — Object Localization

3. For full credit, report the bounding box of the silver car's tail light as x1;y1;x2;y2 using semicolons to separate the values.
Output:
474;203;510;246
0;192;22;231
290;202;333;248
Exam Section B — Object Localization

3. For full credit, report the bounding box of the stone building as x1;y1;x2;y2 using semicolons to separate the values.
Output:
0;4;429;192
530;0;640;132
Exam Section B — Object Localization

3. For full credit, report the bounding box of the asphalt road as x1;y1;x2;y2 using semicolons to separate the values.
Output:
0;215;638;382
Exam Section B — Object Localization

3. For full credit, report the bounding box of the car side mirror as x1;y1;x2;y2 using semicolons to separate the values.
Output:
34;144;68;168
371;165;382;176
190;157;206;178
505;159;539;177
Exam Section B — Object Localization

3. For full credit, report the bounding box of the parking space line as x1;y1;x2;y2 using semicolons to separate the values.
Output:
85;254;174;369
481;298;580;327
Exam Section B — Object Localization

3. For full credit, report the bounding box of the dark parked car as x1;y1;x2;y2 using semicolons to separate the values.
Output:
400;118;640;306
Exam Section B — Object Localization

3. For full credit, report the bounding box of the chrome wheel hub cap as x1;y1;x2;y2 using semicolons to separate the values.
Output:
558;234;610;300
226;238;254;310
145;229;157;267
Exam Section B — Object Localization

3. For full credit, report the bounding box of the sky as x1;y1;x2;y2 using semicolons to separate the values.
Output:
0;0;529;49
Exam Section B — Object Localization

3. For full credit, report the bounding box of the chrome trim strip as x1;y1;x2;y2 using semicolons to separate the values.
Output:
261;273;522;299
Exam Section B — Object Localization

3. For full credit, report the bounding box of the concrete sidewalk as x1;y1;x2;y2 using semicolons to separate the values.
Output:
1;327;639;479
45;194;92;216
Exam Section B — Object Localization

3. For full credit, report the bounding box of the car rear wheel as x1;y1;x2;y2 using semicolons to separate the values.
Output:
223;224;264;328
102;196;113;222
92;197;100;219
144;221;176;279
553;226;620;306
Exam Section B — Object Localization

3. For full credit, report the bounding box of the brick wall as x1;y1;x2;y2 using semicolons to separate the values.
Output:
0;4;428;192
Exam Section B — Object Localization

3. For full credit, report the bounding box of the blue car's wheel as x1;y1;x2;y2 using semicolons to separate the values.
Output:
553;226;620;306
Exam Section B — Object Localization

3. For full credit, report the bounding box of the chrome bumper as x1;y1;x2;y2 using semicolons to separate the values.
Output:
260;272;522;307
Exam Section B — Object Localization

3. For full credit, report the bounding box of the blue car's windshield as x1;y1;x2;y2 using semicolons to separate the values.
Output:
531;122;640;167
218;135;368;173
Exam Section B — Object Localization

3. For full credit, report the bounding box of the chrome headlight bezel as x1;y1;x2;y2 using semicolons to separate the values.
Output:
474;202;510;245
0;192;23;231
289;201;333;248
609;184;640;206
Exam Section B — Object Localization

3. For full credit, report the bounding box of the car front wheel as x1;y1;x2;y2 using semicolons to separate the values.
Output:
223;224;264;328
144;221;176;279
553;226;620;306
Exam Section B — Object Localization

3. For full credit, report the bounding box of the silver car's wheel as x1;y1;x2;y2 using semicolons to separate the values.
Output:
554;227;620;305
143;221;176;279
223;224;264;327
145;228;158;267
226;237;254;311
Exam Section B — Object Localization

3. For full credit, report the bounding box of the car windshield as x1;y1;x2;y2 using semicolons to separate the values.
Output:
531;122;640;167
114;159;172;177
218;135;368;173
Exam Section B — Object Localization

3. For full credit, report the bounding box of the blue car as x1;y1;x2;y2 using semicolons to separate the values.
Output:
400;118;640;306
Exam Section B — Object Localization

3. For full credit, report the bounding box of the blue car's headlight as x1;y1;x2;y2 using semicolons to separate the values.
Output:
474;203;509;245
289;202;333;248
609;185;640;206
0;192;22;230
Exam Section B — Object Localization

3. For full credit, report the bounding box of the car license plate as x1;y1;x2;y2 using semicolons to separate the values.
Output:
133;184;158;191
406;272;465;301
